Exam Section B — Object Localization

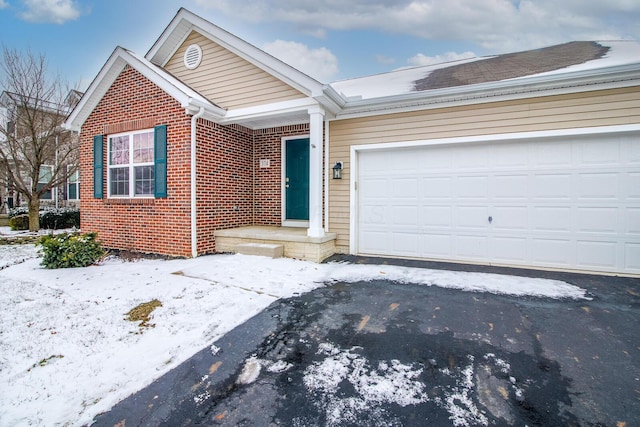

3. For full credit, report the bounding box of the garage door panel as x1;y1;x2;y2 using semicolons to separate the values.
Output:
421;234;453;258
491;206;528;230
625;244;640;270
532;207;573;232
533;140;572;167
360;204;387;225
455;206;489;229
493;143;530;168
356;132;640;274
455;235;488;259
533;174;571;200
493;175;529;200
454;145;490;170
421;206;453;227
422;176;452;198
576;240;617;269
456;176;488;199
577;207;619;233
392;232;419;256
531;238;573;265
491;236;528;262
626;173;640;199
626;208;640;234
393;178;419;198
579;138;620;165
391;205;419;225
360;178;388;198
577;173;619;200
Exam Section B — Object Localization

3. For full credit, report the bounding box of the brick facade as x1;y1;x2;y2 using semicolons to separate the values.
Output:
80;65;311;257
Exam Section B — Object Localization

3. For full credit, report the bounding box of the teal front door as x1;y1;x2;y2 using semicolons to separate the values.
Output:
285;138;309;221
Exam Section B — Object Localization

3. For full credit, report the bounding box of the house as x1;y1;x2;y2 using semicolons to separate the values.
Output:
64;8;640;275
1;90;81;213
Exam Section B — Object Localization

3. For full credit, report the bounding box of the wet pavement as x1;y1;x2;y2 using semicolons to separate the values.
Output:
93;261;640;426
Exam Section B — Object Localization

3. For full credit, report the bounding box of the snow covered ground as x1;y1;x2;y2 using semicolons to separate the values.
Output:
0;243;587;426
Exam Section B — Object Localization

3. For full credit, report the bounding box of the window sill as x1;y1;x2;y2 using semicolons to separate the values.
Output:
105;198;155;205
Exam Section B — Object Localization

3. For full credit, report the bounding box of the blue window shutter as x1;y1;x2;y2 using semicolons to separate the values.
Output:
154;125;168;198
93;135;103;199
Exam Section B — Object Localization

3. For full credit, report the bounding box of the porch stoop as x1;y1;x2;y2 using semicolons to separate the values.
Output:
214;226;337;263
235;243;284;258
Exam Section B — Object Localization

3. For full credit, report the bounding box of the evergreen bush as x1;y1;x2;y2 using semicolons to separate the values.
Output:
8;214;29;230
38;232;105;269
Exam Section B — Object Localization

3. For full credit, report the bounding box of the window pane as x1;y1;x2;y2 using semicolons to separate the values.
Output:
68;183;77;200
110;135;130;165
68;169;79;184
39;165;52;183
134;165;154;196
110;167;129;196
133;131;154;163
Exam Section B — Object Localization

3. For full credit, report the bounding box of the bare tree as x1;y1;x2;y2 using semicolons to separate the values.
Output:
0;47;79;231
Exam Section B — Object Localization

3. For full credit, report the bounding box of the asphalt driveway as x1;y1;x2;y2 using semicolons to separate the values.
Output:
93;260;639;426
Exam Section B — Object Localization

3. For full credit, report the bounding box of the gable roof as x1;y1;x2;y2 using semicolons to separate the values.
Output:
146;8;337;103
64;47;225;131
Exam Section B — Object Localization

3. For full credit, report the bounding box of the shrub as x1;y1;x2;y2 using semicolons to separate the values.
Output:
8;207;28;218
40;208;80;230
9;214;29;231
38;232;105;269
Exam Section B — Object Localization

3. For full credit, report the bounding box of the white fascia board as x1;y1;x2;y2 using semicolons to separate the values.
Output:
145;8;325;98
64;48;128;131
335;62;640;120
219;98;318;125
64;47;225;131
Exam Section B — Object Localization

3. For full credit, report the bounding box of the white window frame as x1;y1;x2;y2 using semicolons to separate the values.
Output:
67;166;80;201
38;164;53;200
107;128;155;198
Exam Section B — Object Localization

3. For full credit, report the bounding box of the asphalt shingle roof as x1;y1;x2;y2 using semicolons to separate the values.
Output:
413;41;610;91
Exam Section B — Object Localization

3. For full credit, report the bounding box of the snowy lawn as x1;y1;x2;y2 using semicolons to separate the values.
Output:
0;244;587;426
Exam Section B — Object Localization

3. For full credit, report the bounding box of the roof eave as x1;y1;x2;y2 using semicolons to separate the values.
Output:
335;63;640;119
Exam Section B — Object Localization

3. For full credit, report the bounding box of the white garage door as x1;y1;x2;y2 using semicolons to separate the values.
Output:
356;132;640;274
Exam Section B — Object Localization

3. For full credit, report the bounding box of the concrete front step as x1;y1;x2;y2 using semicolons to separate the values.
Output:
235;243;284;259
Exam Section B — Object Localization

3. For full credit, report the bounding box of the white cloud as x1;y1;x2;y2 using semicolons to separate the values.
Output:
407;51;476;67
375;54;396;65
263;39;339;82
19;0;80;24
195;0;640;53
0;0;8;10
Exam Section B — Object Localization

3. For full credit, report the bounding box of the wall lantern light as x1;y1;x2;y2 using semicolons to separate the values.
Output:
332;161;343;180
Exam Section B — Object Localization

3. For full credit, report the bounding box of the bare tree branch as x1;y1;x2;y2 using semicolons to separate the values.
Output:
0;46;79;230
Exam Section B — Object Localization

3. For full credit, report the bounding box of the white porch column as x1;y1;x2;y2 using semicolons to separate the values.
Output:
307;106;325;238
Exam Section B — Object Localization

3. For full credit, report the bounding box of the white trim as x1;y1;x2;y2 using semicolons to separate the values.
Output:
335;64;640;121
220;98;318;125
191;107;205;258
106;128;155;199
348;123;640;255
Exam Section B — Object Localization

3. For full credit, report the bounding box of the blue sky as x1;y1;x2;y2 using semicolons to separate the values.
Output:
1;0;639;89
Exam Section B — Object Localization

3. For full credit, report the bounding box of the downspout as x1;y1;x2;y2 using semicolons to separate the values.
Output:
190;106;205;258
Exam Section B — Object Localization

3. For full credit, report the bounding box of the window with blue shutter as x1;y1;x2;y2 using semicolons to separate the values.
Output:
154;125;167;198
93;135;104;199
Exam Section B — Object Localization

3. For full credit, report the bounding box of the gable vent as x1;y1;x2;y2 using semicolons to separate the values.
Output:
183;44;202;70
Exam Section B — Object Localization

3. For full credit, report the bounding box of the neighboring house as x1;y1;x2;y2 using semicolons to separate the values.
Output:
64;8;640;275
0;90;81;212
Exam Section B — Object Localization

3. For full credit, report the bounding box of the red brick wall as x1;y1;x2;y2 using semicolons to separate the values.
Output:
253;124;310;225
80;65;313;257
80;65;193;257
195;121;253;254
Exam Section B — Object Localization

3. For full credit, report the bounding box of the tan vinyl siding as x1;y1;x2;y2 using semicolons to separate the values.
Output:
164;31;306;109
328;86;640;252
